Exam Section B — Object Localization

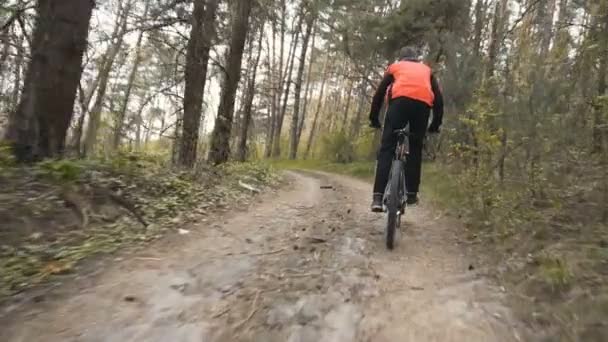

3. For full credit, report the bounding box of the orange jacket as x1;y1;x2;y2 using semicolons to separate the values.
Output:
385;61;434;107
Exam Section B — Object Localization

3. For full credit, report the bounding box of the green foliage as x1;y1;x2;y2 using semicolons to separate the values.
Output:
35;159;84;183
223;161;278;184
420;162;465;209
320;131;356;163
0;142;16;175
538;255;573;291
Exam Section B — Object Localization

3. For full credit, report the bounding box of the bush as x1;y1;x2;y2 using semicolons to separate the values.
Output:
320;131;356;163
36;159;84;183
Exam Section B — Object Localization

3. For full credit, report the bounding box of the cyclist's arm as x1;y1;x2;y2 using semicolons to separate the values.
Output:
369;74;394;124
430;74;444;129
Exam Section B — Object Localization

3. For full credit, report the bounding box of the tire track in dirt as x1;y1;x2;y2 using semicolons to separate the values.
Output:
0;171;527;342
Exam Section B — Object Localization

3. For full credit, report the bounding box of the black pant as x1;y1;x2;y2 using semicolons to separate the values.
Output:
373;97;430;195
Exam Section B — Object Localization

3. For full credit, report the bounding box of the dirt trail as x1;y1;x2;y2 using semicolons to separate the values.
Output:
1;171;526;342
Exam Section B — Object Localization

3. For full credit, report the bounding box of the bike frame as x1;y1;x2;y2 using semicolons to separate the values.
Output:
384;129;410;211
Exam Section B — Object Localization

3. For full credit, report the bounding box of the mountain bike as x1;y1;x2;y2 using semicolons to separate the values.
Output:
383;128;410;250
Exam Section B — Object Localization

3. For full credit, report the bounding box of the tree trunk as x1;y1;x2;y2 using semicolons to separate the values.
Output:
5;0;94;161
472;0;486;58
593;9;608;154
112;1;151;150
296;26;317;150
350;83;367;138
0;28;9;92
208;0;253;165
237;23;265;162
178;0;219;167
289;15;315;160
264;22;279;158
9;34;23;113
272;10;304;157
486;0;509;79
265;2;286;158
340;79;353;133
305;56;331;159
71;84;88;156
83;0;131;157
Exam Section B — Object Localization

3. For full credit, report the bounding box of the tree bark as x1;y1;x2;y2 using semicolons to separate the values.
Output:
289;15;315;160
112;0;151;150
486;0;509;79
296;25;317;152
9;33;23;113
83;0;131;157
178;0;219;167
71;84;88;155
305;56;331;159
593;8;608;154
0;28;9;89
5;0;95;161
208;0;253;165
340;78;354;133
472;0;486;58
236;23;265;162
272;9;304;157
264;21;279;158
350;82;367;138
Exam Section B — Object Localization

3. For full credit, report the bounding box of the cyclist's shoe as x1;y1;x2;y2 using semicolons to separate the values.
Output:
371;193;384;213
406;192;419;206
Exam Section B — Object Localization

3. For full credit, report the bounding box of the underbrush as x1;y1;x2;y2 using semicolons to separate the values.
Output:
0;152;278;300
430;159;608;340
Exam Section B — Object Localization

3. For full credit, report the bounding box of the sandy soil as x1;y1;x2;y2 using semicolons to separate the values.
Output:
0;171;527;342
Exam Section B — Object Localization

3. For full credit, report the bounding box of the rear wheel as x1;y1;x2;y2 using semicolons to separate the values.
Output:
385;160;404;250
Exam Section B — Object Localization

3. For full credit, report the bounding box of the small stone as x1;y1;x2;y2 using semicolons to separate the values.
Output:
124;295;137;302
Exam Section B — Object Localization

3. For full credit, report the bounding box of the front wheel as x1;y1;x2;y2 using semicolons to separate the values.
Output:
385;160;404;250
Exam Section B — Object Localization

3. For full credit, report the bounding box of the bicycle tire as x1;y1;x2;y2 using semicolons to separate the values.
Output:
385;160;403;250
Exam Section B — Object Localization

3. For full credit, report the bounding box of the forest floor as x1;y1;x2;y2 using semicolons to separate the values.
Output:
0;170;529;342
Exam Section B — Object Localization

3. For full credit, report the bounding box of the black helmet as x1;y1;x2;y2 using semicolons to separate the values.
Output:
399;46;420;61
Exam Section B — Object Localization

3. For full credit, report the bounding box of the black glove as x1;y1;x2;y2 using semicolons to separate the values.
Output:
370;119;382;129
369;112;381;129
428;122;441;134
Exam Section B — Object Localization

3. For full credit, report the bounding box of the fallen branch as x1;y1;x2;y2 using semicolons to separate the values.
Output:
238;181;260;193
212;306;231;319
135;257;162;261
92;186;148;227
234;290;261;330
223;248;286;258
248;248;287;257
61;189;89;229
108;192;148;227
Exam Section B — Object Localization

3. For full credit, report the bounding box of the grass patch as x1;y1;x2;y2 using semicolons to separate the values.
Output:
271;159;375;181
419;163;465;210
273;160;464;208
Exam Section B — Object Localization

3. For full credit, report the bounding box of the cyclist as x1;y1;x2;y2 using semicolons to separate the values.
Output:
369;46;444;212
